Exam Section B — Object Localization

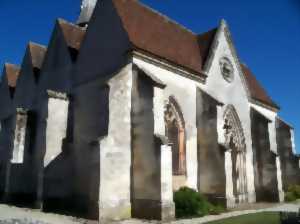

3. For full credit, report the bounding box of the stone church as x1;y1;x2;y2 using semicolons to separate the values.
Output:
0;0;299;222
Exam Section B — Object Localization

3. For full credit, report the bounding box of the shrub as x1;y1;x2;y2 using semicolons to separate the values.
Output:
210;204;226;215
173;187;225;218
285;191;297;202
288;185;300;198
285;185;300;202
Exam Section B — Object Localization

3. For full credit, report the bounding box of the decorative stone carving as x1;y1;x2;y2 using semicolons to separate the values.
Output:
164;97;185;133
164;96;186;177
223;105;248;204
223;105;246;151
219;57;234;83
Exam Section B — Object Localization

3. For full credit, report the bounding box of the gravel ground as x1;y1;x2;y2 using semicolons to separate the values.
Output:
0;202;298;224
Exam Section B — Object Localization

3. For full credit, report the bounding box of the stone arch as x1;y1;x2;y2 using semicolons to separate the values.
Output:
164;96;186;177
223;105;248;203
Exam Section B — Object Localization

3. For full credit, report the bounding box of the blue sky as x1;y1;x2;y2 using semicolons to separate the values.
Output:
0;0;299;153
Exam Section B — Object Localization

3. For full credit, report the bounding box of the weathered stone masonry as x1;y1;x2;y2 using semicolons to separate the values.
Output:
0;0;299;223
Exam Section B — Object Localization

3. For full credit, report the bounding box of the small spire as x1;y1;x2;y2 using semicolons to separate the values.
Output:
77;0;98;26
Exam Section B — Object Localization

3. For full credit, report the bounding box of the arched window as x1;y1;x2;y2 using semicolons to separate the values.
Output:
164;96;186;176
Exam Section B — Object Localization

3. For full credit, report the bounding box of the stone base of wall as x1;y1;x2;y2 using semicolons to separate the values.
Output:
99;202;131;222
132;199;175;221
204;194;227;207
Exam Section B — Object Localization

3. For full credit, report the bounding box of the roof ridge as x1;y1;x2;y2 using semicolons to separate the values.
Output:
197;27;218;37
57;18;86;31
135;0;196;35
241;62;279;110
4;63;20;70
28;41;47;50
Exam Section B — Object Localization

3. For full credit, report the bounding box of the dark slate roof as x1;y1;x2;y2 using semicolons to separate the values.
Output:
58;19;86;51
111;0;208;77
4;63;20;88
28;42;47;69
241;63;279;110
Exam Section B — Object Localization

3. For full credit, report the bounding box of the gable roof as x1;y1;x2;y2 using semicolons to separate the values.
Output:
241;63;279;110
91;0;278;111
110;0;209;77
4;63;20;88
58;19;86;51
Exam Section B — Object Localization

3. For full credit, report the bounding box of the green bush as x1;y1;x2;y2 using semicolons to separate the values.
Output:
285;191;297;202
173;187;225;218
285;185;300;202
210;204;226;215
288;185;300;198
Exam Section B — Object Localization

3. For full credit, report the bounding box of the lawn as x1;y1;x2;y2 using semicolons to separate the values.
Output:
206;212;281;224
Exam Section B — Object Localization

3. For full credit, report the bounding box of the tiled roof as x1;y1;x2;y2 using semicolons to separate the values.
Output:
58;19;86;51
4;63;20;88
28;42;47;69
111;0;209;77
197;28;218;65
241;63;279;110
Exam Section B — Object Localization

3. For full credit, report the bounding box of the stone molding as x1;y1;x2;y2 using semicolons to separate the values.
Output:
47;90;68;101
223;105;246;152
132;50;207;84
251;98;279;112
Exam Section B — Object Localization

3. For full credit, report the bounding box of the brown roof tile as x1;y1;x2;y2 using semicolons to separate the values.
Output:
28;42;47;69
4;63;20;88
197;28;218;64
112;0;205;76
241;63;279;109
58;19;86;50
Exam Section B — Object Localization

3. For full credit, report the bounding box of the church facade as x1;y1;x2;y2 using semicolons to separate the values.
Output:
0;0;299;222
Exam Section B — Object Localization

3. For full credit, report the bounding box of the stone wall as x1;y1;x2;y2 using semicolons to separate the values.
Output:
130;65;174;221
276;119;300;191
132;56;198;191
98;65;132;221
251;109;279;202
196;89;226;205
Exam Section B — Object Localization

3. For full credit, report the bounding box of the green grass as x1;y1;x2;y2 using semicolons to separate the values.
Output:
205;212;280;224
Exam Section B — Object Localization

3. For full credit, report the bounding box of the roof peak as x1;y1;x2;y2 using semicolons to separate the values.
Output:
4;63;19;69
3;63;20;88
26;42;47;69
56;18;86;53
77;0;98;25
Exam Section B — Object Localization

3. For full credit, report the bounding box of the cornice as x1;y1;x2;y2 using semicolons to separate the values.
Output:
131;50;207;84
251;98;279;113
